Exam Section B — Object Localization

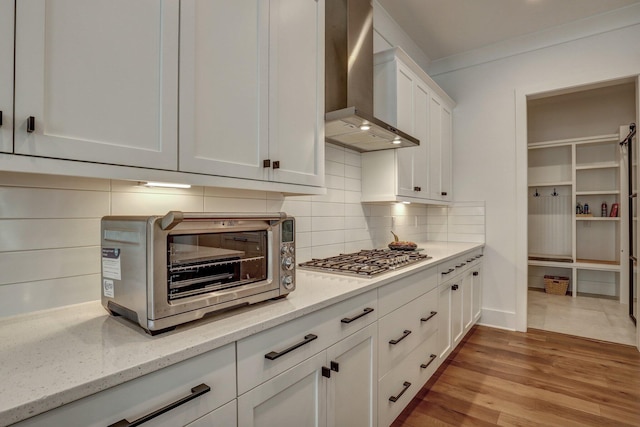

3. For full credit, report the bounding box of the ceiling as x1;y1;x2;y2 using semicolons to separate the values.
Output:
376;0;640;62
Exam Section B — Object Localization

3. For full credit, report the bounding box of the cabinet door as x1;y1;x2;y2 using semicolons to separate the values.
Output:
14;0;179;169
451;279;464;346
437;283;452;359
462;269;474;332
411;82;430;197
186;400;237;427
268;0;324;187
472;263;483;322
179;0;269;181
428;95;453;201
327;323;377;427
238;351;327;427
0;0;13;153
395;64;418;197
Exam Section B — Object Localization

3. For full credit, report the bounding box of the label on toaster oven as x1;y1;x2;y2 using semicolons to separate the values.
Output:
101;248;122;281
103;279;114;298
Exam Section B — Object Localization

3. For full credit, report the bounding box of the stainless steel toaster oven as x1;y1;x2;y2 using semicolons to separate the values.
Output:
100;211;295;334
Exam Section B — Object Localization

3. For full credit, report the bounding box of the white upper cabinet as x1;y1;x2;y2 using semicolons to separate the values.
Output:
363;47;454;204
14;0;179;170
0;0;14;153
180;0;324;187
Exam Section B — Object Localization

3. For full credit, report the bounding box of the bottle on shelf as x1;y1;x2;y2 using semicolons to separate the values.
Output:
610;203;619;217
601;202;607;217
584;203;590;215
576;202;583;214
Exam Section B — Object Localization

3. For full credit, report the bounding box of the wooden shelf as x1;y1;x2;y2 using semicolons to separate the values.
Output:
576;216;620;221
528;181;572;188
575;161;619;170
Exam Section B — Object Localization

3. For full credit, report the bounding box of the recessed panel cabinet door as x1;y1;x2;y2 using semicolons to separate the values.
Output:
268;0;324;187
0;0;13;153
14;0;179;169
179;0;269;182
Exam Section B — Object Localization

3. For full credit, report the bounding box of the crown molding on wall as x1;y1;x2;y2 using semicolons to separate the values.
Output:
428;3;640;77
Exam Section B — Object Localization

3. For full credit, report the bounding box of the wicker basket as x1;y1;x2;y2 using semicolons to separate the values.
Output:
544;275;569;295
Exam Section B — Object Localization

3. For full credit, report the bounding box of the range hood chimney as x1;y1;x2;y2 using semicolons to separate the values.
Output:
325;0;419;152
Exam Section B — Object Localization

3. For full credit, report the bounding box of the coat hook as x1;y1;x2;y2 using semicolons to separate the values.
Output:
533;188;540;197
551;188;558;196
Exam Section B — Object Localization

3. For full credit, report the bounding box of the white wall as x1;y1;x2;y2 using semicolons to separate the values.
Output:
430;18;640;330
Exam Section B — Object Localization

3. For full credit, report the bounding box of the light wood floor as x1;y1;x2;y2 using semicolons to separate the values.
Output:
391;325;640;427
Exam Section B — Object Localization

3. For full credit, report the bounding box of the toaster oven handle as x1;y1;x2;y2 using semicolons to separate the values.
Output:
160;211;288;230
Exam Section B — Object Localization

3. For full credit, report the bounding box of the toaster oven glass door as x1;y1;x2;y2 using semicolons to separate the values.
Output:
167;231;269;300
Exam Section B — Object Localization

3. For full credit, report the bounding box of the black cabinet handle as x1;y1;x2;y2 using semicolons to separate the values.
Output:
27;116;35;133
455;263;466;268
413;186;421;192
420;354;437;369
331;361;339;372
389;381;411;403
451;284;459;291
389;329;412;345
467;258;474;263
0;111;3;126
441;268;454;276
473;271;479;276
107;383;210;427
341;307;374;324
263;159;271;168
441;191;448;196
322;366;331;378
420;311;437;322
272;161;280;169
265;334;317;360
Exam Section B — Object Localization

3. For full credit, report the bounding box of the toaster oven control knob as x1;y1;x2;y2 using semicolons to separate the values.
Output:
282;256;294;270
281;245;289;255
282;273;294;290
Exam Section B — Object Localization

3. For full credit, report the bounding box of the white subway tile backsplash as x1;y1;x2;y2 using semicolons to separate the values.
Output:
0;219;100;251
0;275;101;317
312;216;346;231
0;247;101;286
112;192;204;215
0;161;485;317
204;197;268;212
0;188;110;219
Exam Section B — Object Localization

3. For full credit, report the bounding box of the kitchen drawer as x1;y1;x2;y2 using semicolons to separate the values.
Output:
15;343;236;427
438;252;481;284
378;266;436;317
378;333;439;427
378;287;438;377
186;399;237;427
237;289;377;394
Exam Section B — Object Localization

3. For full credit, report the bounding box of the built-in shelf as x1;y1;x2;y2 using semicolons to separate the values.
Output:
576;216;620;221
575;162;619;170
528;258;621;272
528;181;572;188
528;133;618;149
575;190;620;196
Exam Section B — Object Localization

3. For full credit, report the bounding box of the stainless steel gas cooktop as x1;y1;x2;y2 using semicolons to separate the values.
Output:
297;249;431;278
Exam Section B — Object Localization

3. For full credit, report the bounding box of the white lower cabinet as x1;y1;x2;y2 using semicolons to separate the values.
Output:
238;351;328;427
186;400;237;427
327;323;378;427
14;343;236;427
378;333;439;427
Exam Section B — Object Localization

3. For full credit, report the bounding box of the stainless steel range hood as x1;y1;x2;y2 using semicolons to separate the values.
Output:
325;0;419;152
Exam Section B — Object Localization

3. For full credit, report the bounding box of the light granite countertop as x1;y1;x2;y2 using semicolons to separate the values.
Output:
0;241;483;426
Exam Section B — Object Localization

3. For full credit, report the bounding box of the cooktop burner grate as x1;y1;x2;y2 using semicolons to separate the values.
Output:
297;249;431;277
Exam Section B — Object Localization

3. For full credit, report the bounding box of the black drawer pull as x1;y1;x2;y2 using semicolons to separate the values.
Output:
389;381;411;403
455;263;466;268
265;334;317;360
441;268;454;276
420;354;437;369
420;311;437;322
107;383;210;427
0;111;2;126
341;307;374;323
467;258;474;263
389;329;412;345
441;191;448;196
473;271;479;276
27;116;35;133
451;284;459;291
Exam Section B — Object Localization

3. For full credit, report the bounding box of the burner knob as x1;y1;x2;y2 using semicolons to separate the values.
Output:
282;256;294;270
281;245;289;255
282;273;294;290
